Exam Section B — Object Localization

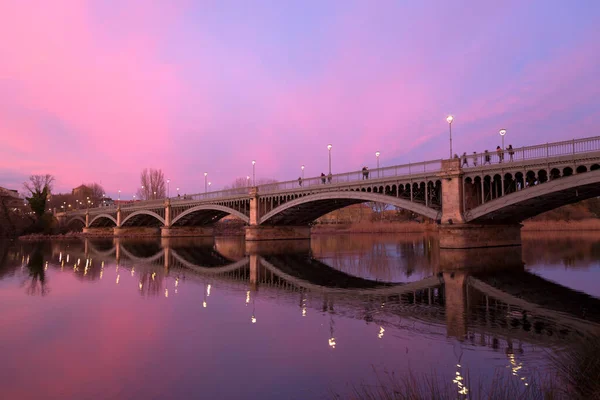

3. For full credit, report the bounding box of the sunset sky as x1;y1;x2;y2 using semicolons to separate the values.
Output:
1;1;599;198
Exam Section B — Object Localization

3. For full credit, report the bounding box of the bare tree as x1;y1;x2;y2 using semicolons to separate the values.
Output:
23;174;55;216
86;183;105;201
366;202;388;222
136;168;166;200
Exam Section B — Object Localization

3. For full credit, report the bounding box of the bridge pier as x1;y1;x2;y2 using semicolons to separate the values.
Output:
161;226;214;237
439;224;521;249
245;225;311;241
443;271;468;340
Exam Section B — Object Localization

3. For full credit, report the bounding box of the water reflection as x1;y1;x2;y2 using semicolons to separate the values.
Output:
1;233;600;399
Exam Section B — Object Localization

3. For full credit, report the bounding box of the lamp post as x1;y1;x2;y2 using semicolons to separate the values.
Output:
204;172;208;193
252;160;256;186
301;165;305;179
153;191;156;199
246;176;250;187
167;179;170;198
327;144;332;175
446;115;454;159
176;187;180;198
375;151;380;177
499;128;506;150
118;190;121;202
208;182;211;191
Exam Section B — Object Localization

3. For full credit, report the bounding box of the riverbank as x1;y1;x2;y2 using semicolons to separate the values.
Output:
14;218;600;241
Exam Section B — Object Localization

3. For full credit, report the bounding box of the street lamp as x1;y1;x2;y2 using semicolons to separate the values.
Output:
446;115;454;159
499;128;507;150
301;165;305;179
176;187;180;198
153;191;156;199
208;182;212;191
167;179;170;198
375;151;380;177
327;144;332;175
252;160;256;186
246;176;250;187
204;172;208;193
117;191;120;202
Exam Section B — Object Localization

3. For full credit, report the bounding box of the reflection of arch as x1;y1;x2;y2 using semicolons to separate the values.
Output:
89;214;117;227
171;250;250;274
121;210;165;227
259;191;440;225
86;241;117;258
259;257;442;296
171;204;249;226
466;170;600;223
120;247;165;264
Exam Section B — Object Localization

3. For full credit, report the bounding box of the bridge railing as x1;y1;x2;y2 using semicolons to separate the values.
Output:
463;136;600;168
257;159;443;193
183;187;250;201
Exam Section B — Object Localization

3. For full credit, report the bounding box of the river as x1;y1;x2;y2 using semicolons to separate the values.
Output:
0;232;599;399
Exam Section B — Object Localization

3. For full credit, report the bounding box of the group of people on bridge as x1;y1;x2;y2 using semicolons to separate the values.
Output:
298;167;372;187
457;144;515;167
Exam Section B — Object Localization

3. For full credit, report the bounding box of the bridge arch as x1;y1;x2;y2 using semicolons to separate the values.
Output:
171;204;249;226
121;210;165;227
89;214;117;227
67;216;86;228
259;191;440;225
466;170;600;223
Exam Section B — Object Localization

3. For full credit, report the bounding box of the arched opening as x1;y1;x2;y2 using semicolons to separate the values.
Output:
493;174;502;197
483;175;492;201
525;171;536;187
591;164;600;171
576;165;588;174
550;168;561;180
504;173;515;194
563;167;573;177
514;172;524;191
537;169;548;184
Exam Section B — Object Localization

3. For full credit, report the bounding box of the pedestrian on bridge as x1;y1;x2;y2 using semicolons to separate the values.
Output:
327;173;332;184
484;150;491;165
472;151;478;167
321;173;326;184
508;144;515;161
497;146;504;163
362;166;369;180
298;177;303;187
461;152;468;167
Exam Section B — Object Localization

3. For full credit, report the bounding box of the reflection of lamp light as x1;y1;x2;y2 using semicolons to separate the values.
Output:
378;326;385;339
251;315;257;324
246;291;250;304
207;284;211;297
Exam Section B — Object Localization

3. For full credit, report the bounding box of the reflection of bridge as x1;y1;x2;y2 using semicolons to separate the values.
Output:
57;136;600;248
71;238;600;345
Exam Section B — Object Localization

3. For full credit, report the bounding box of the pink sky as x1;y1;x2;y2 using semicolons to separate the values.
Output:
1;1;599;198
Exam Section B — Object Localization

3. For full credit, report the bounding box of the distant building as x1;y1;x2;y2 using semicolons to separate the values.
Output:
72;184;91;198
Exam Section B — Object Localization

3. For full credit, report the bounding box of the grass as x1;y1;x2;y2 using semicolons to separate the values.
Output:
331;367;565;400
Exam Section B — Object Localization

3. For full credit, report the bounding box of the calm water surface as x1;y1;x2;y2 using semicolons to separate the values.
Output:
1;233;599;399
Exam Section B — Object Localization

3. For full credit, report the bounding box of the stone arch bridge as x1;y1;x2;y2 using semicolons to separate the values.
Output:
57;136;600;248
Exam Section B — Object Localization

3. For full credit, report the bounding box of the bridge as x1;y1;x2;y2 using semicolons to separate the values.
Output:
57;136;600;248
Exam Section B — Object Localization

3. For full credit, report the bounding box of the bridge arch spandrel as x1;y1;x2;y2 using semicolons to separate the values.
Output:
120;210;165;227
89;214;118;227
171;204;250;226
466;169;600;223
258;191;440;225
